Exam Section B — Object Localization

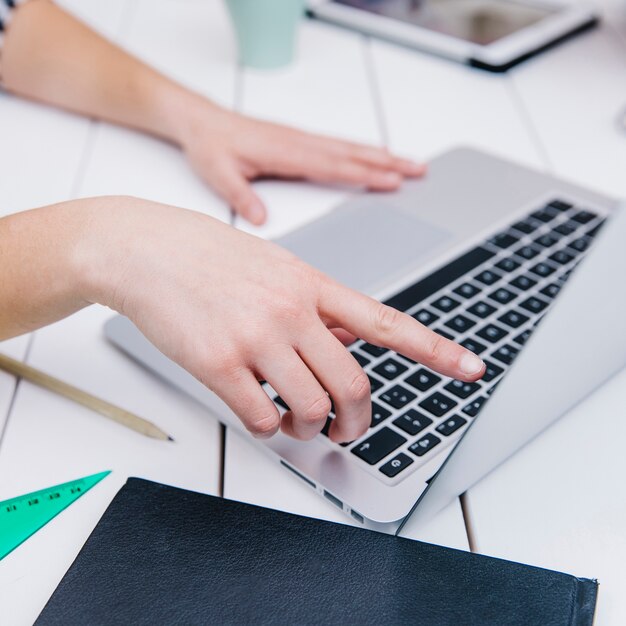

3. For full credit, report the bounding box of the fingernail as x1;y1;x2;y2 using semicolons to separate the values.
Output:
459;352;485;377
248;202;266;224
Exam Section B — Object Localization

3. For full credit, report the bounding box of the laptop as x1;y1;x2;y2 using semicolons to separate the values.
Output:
104;147;625;534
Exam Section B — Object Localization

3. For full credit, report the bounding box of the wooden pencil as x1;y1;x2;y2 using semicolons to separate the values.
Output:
0;352;173;442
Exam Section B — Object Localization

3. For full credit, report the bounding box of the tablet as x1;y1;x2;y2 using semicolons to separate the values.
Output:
307;0;598;72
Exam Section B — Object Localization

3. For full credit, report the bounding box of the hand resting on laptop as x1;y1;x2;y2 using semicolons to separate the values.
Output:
0;197;485;443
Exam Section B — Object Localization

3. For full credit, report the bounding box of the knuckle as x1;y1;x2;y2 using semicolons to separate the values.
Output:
219;351;247;381
247;409;279;438
373;304;401;336
426;333;444;363
346;371;370;403
301;395;332;425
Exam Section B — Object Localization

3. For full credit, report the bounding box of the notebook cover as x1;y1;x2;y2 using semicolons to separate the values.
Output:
36;478;597;625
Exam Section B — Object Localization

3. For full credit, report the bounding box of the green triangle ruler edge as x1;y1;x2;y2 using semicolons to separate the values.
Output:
0;470;111;560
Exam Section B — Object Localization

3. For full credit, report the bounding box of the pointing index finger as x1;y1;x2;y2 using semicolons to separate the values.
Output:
321;283;485;381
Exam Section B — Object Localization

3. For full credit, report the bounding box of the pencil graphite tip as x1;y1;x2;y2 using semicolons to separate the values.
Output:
168;436;175;442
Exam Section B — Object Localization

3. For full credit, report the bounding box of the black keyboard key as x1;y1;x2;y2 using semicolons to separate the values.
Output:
368;375;384;394
569;237;591;253
486;382;500;396
520;296;549;314
489;287;517;305
547;200;573;212
531;208;557;223
453;282;481;299
405;368;441;392
481;361;504;382
534;233;559;248
419;392;458;417
351;351;370;367
587;220;605;238
436;415;468;436
370;402;392;428
351;428;406;465
510;275;537;291
511;218;540;235
434;328;455;341
498;310;529;329
513;329;532;346
274;396;289;410
474;269;502;286
380;453;414;478
445;314;476;333
530;262;557;278
361;343;387;357
432;295;461;313
444;380;481;399
489;232;519;249
549;250;574;265
476;323;508;343
393;409;432;436
386;246;495;311
515;245;541;261
460;337;488;355
373;358;409;381
495;257;521;273
412;309;439;326
491;344;519;365
571;210;596;224
409;433;441;457
379;385;416;410
554;221;577;236
467;301;497;319
463;396;488;417
540;283;561;299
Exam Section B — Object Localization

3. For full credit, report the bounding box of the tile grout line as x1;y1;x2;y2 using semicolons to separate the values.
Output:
365;34;476;547
218;55;245;497
506;74;554;173
458;74;551;553
362;36;389;148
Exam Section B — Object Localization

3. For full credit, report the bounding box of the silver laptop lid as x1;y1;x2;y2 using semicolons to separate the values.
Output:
400;203;626;533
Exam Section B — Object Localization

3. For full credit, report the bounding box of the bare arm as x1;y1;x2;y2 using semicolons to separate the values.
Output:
0;0;207;144
0;1;426;224
0;198;484;442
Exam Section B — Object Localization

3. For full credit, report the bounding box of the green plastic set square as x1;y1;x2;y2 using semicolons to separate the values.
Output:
0;471;110;560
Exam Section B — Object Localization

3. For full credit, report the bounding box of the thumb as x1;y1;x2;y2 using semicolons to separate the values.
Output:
210;160;267;225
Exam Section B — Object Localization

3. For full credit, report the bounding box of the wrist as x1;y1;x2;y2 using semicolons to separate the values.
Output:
153;83;228;148
69;196;136;311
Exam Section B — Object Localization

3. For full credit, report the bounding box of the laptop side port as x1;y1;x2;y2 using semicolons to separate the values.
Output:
350;510;364;524
323;490;343;510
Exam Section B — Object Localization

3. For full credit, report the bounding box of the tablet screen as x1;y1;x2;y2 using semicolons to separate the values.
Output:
333;0;557;45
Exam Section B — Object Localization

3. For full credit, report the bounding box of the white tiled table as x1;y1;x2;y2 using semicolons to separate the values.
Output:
1;1;625;624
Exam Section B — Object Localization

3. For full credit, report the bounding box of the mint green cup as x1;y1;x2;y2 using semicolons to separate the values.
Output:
224;0;305;69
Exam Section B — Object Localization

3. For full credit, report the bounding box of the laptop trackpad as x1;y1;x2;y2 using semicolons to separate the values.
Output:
275;202;452;293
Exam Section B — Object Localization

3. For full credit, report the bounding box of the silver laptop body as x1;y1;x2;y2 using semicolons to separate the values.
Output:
104;147;624;534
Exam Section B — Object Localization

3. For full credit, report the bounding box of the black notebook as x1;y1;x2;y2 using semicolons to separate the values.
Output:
36;478;597;625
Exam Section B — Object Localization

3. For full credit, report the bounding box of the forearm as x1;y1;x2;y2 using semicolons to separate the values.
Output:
0;197;110;339
0;0;211;145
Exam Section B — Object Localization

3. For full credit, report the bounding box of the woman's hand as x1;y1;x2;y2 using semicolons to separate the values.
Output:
79;197;484;444
177;102;426;225
2;2;424;227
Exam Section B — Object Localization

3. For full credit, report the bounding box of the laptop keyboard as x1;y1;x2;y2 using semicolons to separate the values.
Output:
272;199;606;483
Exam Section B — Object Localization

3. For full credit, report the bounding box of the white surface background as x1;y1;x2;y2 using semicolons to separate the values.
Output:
0;0;625;623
